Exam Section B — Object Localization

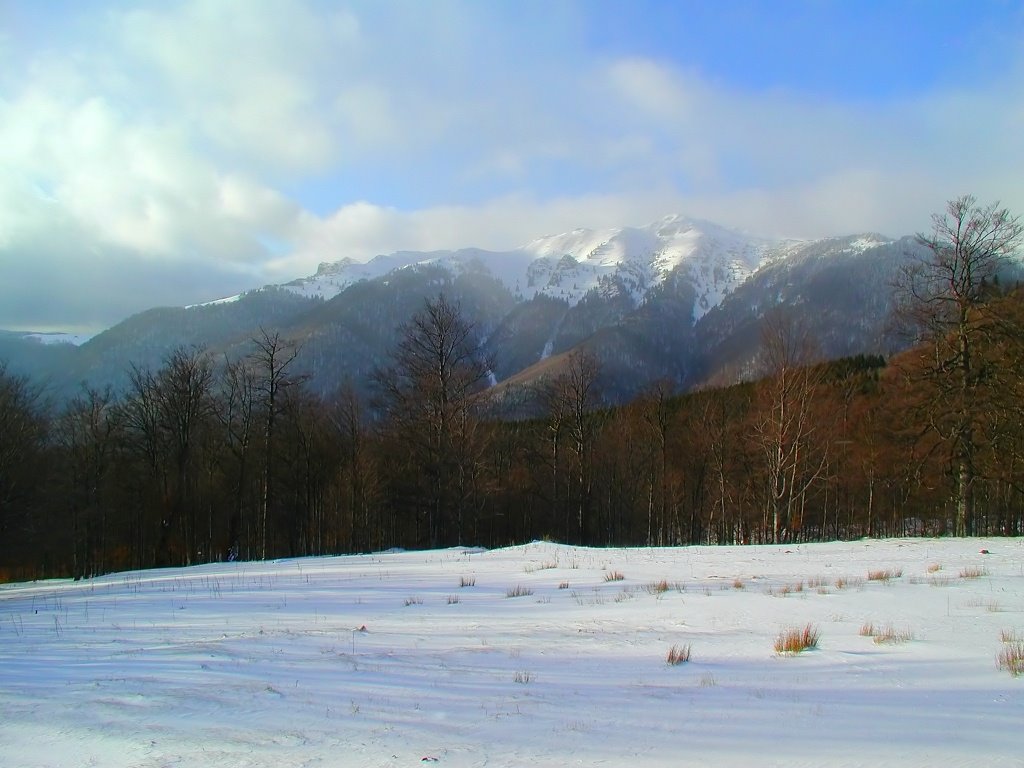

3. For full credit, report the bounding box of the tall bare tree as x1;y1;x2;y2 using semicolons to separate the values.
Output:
157;347;216;564
329;384;381;553
218;357;258;560
375;295;491;547
56;386;121;578
637;380;674;545
537;351;603;543
895;195;1023;535
751;310;829;543
250;329;303;559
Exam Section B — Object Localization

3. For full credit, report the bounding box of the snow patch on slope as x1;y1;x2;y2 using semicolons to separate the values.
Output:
224;215;894;325
21;332;95;346
186;294;242;309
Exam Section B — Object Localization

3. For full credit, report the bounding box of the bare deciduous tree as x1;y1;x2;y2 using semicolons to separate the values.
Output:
329;384;381;553
536;351;603;543
895;195;1023;535
56;386;121;578
218;356;258;560
751;310;829;544
250;329;303;559
375;295;491;547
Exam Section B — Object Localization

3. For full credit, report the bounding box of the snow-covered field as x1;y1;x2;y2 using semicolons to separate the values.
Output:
2;539;1022;767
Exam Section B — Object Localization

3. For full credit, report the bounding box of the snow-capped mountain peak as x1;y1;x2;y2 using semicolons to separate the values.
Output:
230;216;893;325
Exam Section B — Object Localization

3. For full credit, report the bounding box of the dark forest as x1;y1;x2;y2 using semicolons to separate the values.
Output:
2;197;1023;582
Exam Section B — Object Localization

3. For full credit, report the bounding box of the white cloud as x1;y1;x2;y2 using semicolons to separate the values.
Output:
118;0;360;171
332;83;402;151
0;82;300;263
2;1;1023;332
278;192;691;281
607;57;702;125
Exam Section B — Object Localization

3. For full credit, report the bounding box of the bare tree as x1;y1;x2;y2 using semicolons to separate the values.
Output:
120;362;166;567
56;386;121;578
637;380;674;545
157;347;216;564
218;357;258;560
895;195;1023;535
536;351;603;543
117;347;217;566
375;295;491;547
328;384;381;553
751;310;829;544
695;387;749;544
250;329;303;559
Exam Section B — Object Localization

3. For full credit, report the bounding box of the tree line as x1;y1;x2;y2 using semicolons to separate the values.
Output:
1;195;1022;581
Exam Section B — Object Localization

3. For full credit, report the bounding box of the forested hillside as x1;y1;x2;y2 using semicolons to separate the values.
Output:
2;286;1023;583
2;197;1022;582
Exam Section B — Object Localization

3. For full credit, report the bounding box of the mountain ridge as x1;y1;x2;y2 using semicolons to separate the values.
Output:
1;215;925;404
230;215;812;320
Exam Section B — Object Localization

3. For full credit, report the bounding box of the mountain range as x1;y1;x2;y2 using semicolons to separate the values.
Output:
1;215;931;405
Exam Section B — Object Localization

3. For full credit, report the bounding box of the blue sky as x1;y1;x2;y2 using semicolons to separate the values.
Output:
1;0;1022;331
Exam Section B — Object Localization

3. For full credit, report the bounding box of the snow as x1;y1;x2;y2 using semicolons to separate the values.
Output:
4;538;1020;767
186;293;243;309
850;234;891;251
248;215;830;321
281;252;427;300
21;332;95;346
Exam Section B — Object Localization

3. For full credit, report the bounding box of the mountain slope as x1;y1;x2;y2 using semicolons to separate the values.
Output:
271;215;778;318
0;217;940;404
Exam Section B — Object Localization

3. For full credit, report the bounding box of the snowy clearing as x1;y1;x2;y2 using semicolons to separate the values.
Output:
1;538;1022;767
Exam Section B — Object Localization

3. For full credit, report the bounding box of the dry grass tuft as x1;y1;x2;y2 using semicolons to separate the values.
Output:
513;670;534;684
505;585;534;598
446;594;460;605
558;580;570;590
459;575;476;588
771;580;806;597
524;560;559;573
774;623;820;654
871;624;914;644
666;643;692;665
807;576;829;589
997;641;1024;677
960;566;987;579
834;576;864;590
927;563;943;574
1000;629;1022;643
861;621;914;644
732;578;745;590
604;570;625;582
404;595;423;606
644;579;681;594
867;568;903;582
964;597;1000;612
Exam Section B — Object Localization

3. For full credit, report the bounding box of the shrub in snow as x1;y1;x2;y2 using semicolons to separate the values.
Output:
666;644;691;665
774;624;820;654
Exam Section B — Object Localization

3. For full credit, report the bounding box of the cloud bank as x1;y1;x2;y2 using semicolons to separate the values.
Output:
1;0;1022;331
